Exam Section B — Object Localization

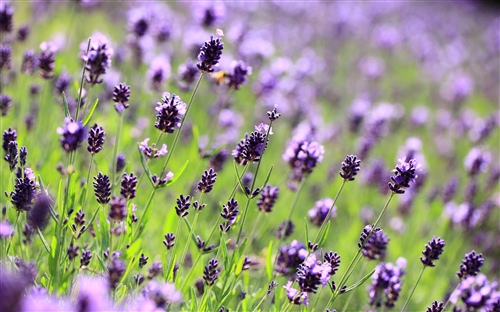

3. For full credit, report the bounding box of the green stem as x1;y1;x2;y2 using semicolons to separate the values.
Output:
111;113;124;191
180;193;204;266
400;266;426;312
340;261;368;312
75;39;91;121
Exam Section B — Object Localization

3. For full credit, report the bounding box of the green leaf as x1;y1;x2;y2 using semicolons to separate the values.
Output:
342;269;376;294
233;161;248;198
182;218;199;246
304;217;310;246
189;287;198;311
37;228;51;253
62;91;71;118
318;221;331;247
220;232;229;269
165;160;189;187
138;146;154;187
120;248;141;285
259;165;274;190
48;236;57;278
124;239;142;260
266;240;273;280
83;98;99;126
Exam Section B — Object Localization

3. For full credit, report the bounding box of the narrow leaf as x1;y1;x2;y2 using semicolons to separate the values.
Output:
165;160;189;186
138;146;154;187
304;217;310;246
318;221;331;247
83;98;99;126
266;240;273;280
342;269;376;294
37;228;51;253
233;161;248;198
260;165;274;190
62;91;71;118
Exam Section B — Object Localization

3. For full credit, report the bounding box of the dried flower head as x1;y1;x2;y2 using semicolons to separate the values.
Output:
388;158;420;194
197;29;224;73
154;92;186;134
87;124;105;155
420;237;445;267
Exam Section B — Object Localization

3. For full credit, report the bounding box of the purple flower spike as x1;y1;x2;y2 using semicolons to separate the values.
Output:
197;29;224;73
388;158;420;194
57;118;87;153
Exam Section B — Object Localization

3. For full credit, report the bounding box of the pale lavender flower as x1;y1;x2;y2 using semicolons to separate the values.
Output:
296;254;331;293
148;56;171;91
75;276;114;311
142;281;181;309
283;281;309;306
139;138;168;158
0;220;14;238
450;274;500;311
464;147;491;176
308;198;336;226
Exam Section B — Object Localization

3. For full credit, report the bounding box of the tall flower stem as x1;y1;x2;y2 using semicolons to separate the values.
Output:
160;73;204;178
110;113;124;191
326;192;395;310
180;193;204;267
400;266;426;312
75;38;91;121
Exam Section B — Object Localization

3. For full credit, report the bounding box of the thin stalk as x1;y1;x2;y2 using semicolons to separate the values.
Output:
340;261;369;312
160;74;204;178
443;282;461;311
111;113;124;191
400;266;426;312
180;193;204;266
75;39;91;121
5;211;21;254
136;132;163;188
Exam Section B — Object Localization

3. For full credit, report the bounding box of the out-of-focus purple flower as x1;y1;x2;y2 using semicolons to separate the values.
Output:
367;258;406;308
108;259;126;290
116;153;126;173
17;24;30;42
388;158;420;194
296;254;331;293
283;281;309;306
464;147;491;177
197;29;224;73
0;220;14;238
358;225;389;260
75;276;114;311
0;93;12;117
154;92;186;134
195;1;226;27
440;73;474;104
27;193;51;230
54;73;72;95
177;59;199;92
21;50;37;75
0;269;29;312
275;240;308;275
109;196;127;221
128;11;149;38
450;274;500;311
148;56;171;91
0;2;14;33
283;136;324;189
141;281;181;309
38;42;56;79
228;60;252;90
421;237;445;267
57;118;87;153
308;197;336;226
256;184;279;213
359;56;385;80
81;33;113;85
0;44;11;71
139;138;168;159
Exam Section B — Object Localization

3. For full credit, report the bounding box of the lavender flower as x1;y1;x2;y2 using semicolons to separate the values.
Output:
0;2;13;33
0;220;14;238
109;196;127;221
116;153;126;172
177;60;199;91
108;259;126;290
450;274;500;311
197;168;217;193
4;140;17;170
275;220;294;239
120;172;137;200
19;146;27;167
93;172;111;204
54;73;72;95
80;249;92;267
358;225;389;260
219;198;239;232
87;124;105;155
139;138;168;159
148;56;171;91
57;118;87;152
112;83;131;114
147;261;163;279
228;60;252;90
368;258;406;308
457;250;484;279
2;128;16;152
464;147;491;176
17;25;30;41
275;240;308;275
27;193;51;230
284;281;309;306
175;194;191;218
75;276;113;311
232;124;269;165
388;158;420;194
142;281;181;308
21;50;37;75
0;44;11;71
267;105;281;121
11;176;37;212
324;252;341;275
256;184;279;213
426;301;444;312
197;29;224;73
38;42;56;79
283;137;324;188
139;253;149;268
308;198;336;226
340;155;361;181
82;35;113;85
67;242;79;261
154;92;186;134
421;237;446;267
0;93;12;116
296;254;331;293
203;258;219;286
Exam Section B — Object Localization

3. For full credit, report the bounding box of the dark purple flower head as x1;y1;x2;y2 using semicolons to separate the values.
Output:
388;158;420;194
275;240;308;275
175;194;191;218
283;136;324;188
120;172;137;200
275;220;294;239
296;254;331;293
87;124;105;155
232;124;270;165
163;233;175;250
11;176;37;212
340;155;361;181
0;2;13;33
108;259;126;290
19;146;27;167
28;193;51;230
257;184;279;213
116;153;126;173
420;237;445;267
154;92;186;134
57;118;87;153
2;127;16;152
21;50;37;75
82;35;113;85
228;60;252;90
112;83;131;113
80;249;92;267
197;168;217;193
177;60;199;92
54;73;72;95
17;24;30;41
129;15;149;38
324;252;341;275
0;44;11;71
93;172;111;204
308;198;335;226
38;42;57;80
109;196;127;221
368;258;406;308
358;225;389;260
197;29;224;73
220;198;239;232
4;140;17;170
457;250;484;280
267;105;281;121
203;258;219;286
464;147;491;177
426;300;444;312
450;274;500;311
